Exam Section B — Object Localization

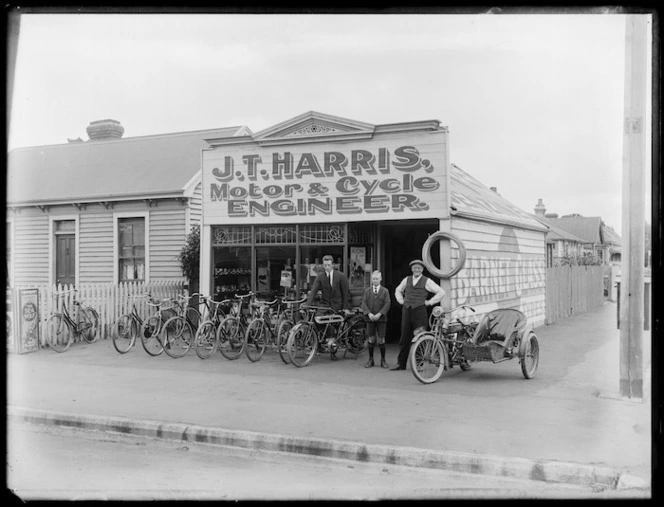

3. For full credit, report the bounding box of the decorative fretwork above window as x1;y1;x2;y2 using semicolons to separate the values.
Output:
255;226;296;244
300;224;345;244
285;123;342;137
212;226;252;245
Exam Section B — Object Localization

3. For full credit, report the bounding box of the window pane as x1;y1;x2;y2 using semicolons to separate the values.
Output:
256;246;297;297
132;221;145;246
55;220;75;233
118;218;146;282
213;247;251;300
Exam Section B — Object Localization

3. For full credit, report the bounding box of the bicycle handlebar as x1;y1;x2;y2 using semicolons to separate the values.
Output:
282;297;307;305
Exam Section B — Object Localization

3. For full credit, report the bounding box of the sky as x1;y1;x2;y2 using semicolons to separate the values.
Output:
7;12;654;234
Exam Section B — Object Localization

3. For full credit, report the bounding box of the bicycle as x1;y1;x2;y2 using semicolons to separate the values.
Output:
217;292;254;360
160;292;205;359
285;304;366;367
276;297;306;364
112;292;152;354
244;296;282;362
140;297;180;356
45;289;100;353
409;305;478;384
193;296;229;359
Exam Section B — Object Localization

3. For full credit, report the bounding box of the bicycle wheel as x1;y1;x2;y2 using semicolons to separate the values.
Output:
520;333;539;379
162;316;194;359
276;319;293;364
286;323;317;367
46;314;72;353
113;314;137;354
245;319;267;362
81;307;100;343
344;316;367;355
217;316;245;360
140;315;164;356
410;335;445;384
194;320;218;359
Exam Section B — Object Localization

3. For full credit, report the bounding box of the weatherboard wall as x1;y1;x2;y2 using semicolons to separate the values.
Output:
450;216;546;328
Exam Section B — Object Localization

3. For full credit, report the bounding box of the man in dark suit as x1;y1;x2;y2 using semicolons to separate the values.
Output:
361;270;391;368
306;254;351;360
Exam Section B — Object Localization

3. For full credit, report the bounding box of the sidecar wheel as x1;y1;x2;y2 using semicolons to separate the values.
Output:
520;333;539;379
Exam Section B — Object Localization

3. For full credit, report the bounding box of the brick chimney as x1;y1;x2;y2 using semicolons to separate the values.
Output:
534;198;546;216
86;119;124;141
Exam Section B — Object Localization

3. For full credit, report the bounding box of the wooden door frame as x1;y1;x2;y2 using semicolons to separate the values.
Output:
49;215;79;287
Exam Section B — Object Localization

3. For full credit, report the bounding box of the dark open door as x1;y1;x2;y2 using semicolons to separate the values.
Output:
56;234;75;286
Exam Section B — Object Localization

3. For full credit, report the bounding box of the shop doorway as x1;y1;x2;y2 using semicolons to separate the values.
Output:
380;220;439;343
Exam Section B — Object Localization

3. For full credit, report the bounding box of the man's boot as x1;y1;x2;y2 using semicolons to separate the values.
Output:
364;342;375;368
379;344;388;368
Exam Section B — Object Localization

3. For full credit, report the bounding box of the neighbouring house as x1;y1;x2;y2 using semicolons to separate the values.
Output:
530;199;622;301
6;119;250;288
532;199;585;267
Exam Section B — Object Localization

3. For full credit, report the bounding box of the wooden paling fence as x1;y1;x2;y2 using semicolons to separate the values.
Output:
8;281;185;347
545;265;604;325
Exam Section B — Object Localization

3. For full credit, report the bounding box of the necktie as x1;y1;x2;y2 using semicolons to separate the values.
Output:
374;287;378;294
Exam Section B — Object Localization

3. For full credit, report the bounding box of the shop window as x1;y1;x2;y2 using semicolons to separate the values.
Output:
118;218;145;282
256;246;297;297
214;246;251;300
298;247;344;292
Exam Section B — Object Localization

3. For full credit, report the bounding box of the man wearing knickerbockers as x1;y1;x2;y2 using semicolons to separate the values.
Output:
391;259;445;371
361;270;391;368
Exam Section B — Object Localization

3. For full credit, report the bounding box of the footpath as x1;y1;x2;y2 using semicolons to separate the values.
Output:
6;302;652;495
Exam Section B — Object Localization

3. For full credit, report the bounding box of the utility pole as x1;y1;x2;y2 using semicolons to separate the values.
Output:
620;14;649;399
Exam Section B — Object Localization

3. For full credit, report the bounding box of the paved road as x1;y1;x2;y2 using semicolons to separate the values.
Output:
8;421;638;501
7;302;651;495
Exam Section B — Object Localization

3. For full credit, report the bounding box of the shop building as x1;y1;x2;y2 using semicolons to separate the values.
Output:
200;112;548;340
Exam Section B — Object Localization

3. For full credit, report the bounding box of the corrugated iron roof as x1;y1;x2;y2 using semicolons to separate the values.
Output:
546;216;603;244
531;215;587;243
7;126;248;204
449;164;548;232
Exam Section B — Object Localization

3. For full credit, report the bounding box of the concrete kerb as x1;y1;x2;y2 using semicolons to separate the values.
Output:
8;405;646;491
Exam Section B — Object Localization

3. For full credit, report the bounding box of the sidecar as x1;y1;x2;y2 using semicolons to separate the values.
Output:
462;308;539;379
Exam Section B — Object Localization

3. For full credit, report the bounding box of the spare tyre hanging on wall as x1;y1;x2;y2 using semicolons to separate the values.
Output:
421;231;467;279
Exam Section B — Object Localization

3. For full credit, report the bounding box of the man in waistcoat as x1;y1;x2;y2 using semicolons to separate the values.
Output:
307;254;351;360
391;259;445;371
361;270;391;368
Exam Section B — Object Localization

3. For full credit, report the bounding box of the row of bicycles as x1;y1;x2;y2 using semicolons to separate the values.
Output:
111;292;368;367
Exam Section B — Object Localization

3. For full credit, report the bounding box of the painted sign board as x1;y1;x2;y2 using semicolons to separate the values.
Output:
17;288;40;354
202;131;448;225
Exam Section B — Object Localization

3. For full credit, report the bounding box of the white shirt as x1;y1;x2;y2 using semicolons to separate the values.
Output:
394;275;445;306
328;270;333;285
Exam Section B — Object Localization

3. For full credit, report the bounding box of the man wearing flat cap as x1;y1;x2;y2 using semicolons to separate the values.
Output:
391;259;445;371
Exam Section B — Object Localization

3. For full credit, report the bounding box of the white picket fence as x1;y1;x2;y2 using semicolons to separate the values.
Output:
8;281;186;347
